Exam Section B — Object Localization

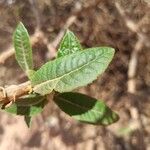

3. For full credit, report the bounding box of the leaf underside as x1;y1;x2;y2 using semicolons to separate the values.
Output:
13;22;33;75
31;47;115;95
4;94;47;116
54;92;119;125
57;30;82;58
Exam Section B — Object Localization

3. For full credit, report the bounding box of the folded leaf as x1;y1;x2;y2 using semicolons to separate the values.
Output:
13;22;33;76
31;47;115;95
57;30;82;58
4;94;47;116
54;92;119;125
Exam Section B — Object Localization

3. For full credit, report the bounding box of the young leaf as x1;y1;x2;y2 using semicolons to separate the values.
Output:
54;92;119;125
4;94;47;116
57;30;82;58
31;47;115;95
13;22;33;76
24;116;32;128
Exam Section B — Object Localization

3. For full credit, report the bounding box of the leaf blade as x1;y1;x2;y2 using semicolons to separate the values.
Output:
57;30;82;58
13;22;33;75
31;47;115;95
54;92;119;125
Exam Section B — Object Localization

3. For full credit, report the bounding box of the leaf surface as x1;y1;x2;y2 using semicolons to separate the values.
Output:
31;47;115;95
4;94;47;116
54;92;119;125
57;30;82;58
13;22;33;75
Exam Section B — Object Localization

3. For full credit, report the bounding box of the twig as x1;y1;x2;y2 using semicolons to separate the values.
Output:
115;2;147;93
127;35;145;93
0;48;14;64
52;15;77;48
0;81;31;108
0;14;78;106
28;0;42;30
115;3;138;33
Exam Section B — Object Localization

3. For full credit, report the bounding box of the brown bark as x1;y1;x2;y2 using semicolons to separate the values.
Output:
0;81;31;107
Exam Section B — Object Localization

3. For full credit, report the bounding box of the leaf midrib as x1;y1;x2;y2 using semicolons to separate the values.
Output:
56;96;103;115
19;31;30;71
16;97;45;106
33;52;104;90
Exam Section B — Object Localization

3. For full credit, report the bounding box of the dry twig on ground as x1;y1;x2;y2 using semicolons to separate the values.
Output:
115;2;148;94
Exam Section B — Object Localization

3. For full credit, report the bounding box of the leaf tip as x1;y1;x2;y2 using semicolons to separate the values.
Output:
66;29;72;33
112;111;119;122
16;22;25;30
111;47;115;54
24;116;32;128
65;29;75;37
104;111;119;126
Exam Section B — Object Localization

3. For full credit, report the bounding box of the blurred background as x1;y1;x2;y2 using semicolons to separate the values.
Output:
0;0;150;150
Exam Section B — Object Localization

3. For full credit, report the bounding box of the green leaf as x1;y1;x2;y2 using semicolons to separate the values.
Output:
24;116;32;128
31;47;115;95
4;94;47;116
54;92;119;125
57;30;82;58
13;22;33;76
